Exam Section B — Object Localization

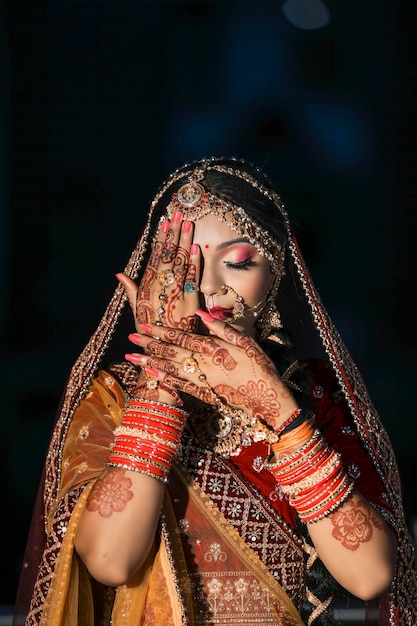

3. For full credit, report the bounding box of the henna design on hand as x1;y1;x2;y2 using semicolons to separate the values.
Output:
147;339;178;359
214;380;282;424
164;330;238;370
224;325;276;375
331;499;384;551
185;260;198;284
161;229;177;263
86;469;134;518
136;301;157;326
163;374;214;403
147;356;180;377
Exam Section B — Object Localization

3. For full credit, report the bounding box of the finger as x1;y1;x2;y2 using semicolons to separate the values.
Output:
125;353;182;378
183;243;201;299
163;374;214;403
195;310;237;342
128;333;181;359
138;323;204;353
147;220;171;271
158;212;183;267
173;220;193;288
116;273;139;311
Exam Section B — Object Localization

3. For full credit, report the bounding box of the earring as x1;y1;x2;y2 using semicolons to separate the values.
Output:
256;298;283;341
255;272;283;342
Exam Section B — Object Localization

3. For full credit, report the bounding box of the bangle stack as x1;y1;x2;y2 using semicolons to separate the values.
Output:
107;398;188;483
267;428;353;523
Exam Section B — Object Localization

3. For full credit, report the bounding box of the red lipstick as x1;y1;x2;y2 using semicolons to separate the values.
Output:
206;306;234;321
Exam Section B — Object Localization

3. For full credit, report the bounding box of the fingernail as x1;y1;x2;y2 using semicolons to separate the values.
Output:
183;221;192;234
125;353;142;364
128;333;141;344
140;324;152;334
162;220;170;233
196;309;215;323
191;244;199;255
173;211;182;223
144;367;160;377
115;273;125;284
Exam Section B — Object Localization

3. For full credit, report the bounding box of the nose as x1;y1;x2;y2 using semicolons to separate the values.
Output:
199;262;226;300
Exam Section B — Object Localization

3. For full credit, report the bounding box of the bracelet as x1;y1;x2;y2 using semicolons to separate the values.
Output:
266;427;353;523
108;397;189;483
275;408;302;436
125;398;188;420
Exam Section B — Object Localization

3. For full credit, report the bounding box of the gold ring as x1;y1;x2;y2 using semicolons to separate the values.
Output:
157;270;175;287
181;355;199;374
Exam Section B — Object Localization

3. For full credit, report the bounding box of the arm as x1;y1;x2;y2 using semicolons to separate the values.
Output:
75;467;165;587
270;422;396;600
128;317;397;601
307;492;396;600
76;215;199;586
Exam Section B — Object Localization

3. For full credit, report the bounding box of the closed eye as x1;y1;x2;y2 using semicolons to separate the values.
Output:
224;257;257;271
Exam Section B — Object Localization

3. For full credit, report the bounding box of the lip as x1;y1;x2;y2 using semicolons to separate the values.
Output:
206;306;234;321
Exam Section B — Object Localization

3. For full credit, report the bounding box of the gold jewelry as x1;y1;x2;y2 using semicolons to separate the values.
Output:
256;256;285;340
156;270;175;325
164;167;286;336
145;375;159;391
221;284;245;320
181;354;199;374
181;351;279;457
166;176;285;274
157;269;175;287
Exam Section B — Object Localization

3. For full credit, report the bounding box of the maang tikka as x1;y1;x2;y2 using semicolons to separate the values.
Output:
166;172;285;274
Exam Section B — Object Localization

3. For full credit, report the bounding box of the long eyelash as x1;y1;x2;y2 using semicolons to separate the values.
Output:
224;258;257;271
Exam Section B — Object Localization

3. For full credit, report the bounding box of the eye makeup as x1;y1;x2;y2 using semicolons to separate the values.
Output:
221;243;258;267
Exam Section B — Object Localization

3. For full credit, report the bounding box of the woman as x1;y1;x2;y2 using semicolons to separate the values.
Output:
15;158;417;625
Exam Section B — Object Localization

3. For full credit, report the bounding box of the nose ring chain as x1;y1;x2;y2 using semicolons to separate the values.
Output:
222;285;245;321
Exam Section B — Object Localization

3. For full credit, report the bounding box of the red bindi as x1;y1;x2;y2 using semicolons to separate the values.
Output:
204;244;210;249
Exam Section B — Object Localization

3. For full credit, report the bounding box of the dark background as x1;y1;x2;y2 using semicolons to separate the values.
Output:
1;0;416;609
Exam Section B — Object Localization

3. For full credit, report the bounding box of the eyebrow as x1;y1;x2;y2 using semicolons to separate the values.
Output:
216;237;252;251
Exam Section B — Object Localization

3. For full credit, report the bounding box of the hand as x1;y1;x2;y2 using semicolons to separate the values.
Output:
126;314;299;431
117;213;201;333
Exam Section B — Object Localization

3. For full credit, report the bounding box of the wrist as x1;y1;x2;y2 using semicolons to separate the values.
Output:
134;380;183;407
108;397;188;483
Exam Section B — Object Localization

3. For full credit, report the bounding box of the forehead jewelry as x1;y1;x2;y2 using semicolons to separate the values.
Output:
166;176;284;274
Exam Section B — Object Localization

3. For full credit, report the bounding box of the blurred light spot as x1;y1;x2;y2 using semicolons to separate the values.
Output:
282;0;330;30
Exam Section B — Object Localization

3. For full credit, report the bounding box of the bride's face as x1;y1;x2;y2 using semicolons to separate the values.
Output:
192;213;273;337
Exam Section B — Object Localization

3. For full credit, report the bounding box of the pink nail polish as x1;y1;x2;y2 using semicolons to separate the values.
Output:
128;333;141;344
173;211;182;223
144;367;160;378
115;273;125;284
140;324;152;334
196;309;215;323
125;353;142;364
183;221;191;233
191;244;199;255
162;220;170;233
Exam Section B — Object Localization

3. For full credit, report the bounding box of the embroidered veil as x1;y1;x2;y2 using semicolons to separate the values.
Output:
14;157;417;626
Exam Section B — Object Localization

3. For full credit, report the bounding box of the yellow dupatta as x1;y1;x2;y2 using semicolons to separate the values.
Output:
35;370;303;626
